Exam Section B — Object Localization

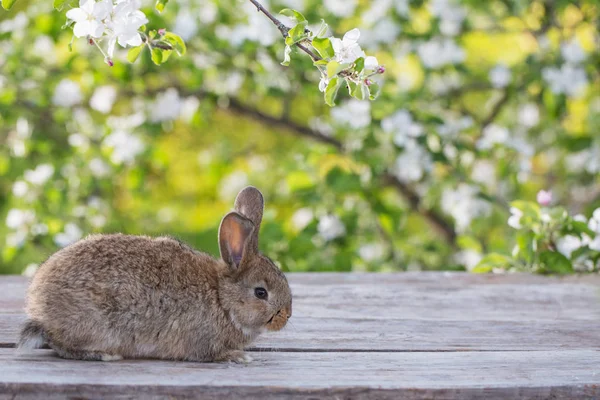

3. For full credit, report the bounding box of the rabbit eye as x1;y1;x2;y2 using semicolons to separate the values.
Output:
254;287;268;300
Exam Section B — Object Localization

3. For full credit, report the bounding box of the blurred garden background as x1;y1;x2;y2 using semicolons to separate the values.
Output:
0;0;599;275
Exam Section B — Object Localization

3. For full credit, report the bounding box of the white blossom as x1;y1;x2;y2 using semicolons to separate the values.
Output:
561;38;586;64
429;0;466;36
218;171;249;201
417;38;465;69
103;130;145;164
54;223;83;248
24;164;54;186
106;1;148;58
507;207;523;229
317;214;346;241
52;79;82;108
556;235;582;258
441;184;491;232
437;116;473;138
291;208;314;231
324;0;357;17
6;209;35;229
455;250;482;271
331;29;365;64
542;65;588;97
173;10;198;41
149;88;182;122
518;103;540;128
22;263;39;277
361;17;401;47
381;110;423;146
489;64;511;88
588;208;600;233
89;158;111;177
331;99;371;129
359;243;385;262
392;140;432;182
66;0;112;38
12;181;28;198
477;124;510;150
90;85;117;114
470;160;496;187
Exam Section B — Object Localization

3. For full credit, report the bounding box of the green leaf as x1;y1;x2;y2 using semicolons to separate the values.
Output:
287;21;308;44
326;60;347;78
314;19;328;37
127;45;144;63
368;82;380;100
155;0;168;12
472;253;512;273
351;81;369;100
279;8;306;22
151;47;171;65
162;32;186;56
539;251;573;274
325;167;362;193
281;45;292;66
324;77;343;107
53;0;68;11
313;60;328;67
354;57;365;73
1;0;16;9
312;37;334;59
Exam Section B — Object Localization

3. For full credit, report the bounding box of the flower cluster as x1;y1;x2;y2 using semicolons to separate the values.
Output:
478;190;600;274
64;0;185;66
66;0;148;64
279;9;384;105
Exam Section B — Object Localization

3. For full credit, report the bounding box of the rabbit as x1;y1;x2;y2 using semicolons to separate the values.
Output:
17;186;292;363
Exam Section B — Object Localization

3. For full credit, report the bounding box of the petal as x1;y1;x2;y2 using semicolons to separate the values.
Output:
80;0;94;13
90;20;105;38
73;20;92;37
330;37;342;53
342;28;360;44
93;0;113;20
66;8;87;22
107;35;117;57
364;56;378;69
125;33;142;47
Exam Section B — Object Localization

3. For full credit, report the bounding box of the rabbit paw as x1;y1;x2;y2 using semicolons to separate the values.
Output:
219;350;253;364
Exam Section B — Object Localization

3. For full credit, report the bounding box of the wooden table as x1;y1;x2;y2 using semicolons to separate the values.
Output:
1;273;599;399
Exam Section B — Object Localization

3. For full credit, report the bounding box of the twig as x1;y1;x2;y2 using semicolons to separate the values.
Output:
224;98;457;245
248;0;322;62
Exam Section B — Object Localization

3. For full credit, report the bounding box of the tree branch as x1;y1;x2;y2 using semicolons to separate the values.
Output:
221;97;458;246
248;0;322;62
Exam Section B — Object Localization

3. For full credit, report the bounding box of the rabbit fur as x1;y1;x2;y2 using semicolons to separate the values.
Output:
18;186;292;363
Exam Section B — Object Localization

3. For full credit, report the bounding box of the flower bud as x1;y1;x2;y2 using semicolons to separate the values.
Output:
104;57;114;67
88;38;95;46
376;65;386;74
158;28;166;36
364;78;372;86
536;190;552;206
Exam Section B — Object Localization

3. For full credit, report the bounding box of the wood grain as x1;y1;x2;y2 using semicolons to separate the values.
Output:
1;273;599;398
2;313;600;351
2;349;600;399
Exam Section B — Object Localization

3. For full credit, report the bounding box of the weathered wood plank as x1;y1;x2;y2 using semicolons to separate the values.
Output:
4;274;600;321
2;274;599;351
1;349;600;399
2;313;600;351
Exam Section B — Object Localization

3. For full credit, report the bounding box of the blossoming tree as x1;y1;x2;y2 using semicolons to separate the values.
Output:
1;0;599;275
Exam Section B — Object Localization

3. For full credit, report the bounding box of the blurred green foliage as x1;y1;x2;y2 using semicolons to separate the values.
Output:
0;0;599;275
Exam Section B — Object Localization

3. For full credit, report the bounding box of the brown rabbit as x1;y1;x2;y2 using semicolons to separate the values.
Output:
18;186;292;363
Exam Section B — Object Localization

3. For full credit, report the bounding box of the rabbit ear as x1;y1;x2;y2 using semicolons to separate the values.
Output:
218;212;255;269
233;186;264;252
